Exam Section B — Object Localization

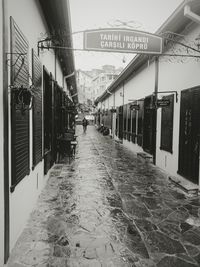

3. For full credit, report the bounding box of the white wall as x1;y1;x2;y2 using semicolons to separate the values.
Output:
6;0;65;251
124;62;156;104
111;61;156;147
0;0;5;264
115;86;124;107
111;62;155;109
156;23;200;178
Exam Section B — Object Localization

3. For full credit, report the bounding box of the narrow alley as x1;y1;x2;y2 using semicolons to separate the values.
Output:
7;125;200;267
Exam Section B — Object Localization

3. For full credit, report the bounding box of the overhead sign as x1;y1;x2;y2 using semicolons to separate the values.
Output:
157;99;170;108
84;28;163;54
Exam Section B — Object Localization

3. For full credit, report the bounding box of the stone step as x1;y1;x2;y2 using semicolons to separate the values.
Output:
137;152;153;162
169;175;199;196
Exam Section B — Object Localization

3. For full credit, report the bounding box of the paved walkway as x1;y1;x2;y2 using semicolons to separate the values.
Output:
6;126;200;267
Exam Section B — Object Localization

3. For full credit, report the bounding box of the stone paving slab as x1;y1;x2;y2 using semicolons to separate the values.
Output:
6;126;200;266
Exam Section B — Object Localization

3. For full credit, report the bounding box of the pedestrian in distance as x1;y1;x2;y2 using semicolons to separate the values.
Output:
82;117;88;133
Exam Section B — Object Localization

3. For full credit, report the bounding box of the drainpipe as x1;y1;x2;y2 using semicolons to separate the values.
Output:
184;5;200;24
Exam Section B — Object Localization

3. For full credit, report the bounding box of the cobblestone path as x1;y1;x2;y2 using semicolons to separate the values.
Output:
7;126;200;267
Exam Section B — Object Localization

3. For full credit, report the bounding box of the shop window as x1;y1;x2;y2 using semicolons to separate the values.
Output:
160;94;174;153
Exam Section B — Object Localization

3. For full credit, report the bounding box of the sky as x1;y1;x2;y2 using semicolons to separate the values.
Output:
69;0;184;71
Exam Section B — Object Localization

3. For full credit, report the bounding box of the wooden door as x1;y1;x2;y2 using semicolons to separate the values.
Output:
178;87;200;184
119;105;123;140
143;95;156;155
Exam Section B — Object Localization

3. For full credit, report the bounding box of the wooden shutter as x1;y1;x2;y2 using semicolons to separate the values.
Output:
32;50;42;169
10;17;30;192
116;107;119;136
127;104;131;141
160;94;174;153
51;81;57;163
55;86;63;137
137;99;144;147
123;104;127;139
104;110;112;129
61;92;65;134
119;105;123;140
131;101;137;143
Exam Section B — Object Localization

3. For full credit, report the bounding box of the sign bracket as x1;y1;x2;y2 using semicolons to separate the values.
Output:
154;91;178;103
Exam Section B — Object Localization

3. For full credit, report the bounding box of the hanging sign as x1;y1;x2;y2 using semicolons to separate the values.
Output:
84;28;163;54
130;104;140;110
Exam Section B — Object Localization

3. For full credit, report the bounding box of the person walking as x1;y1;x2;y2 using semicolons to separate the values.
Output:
82;117;88;133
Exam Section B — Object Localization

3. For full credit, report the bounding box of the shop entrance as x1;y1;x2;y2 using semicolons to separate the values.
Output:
143;95;156;155
118;105;123;140
178;87;200;184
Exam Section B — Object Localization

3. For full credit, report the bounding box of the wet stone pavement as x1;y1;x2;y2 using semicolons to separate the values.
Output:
7;126;200;267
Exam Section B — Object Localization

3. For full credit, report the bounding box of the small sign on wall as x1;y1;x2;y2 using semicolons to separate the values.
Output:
157;99;170;108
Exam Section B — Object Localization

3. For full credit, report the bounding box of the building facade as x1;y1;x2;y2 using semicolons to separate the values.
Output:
76;69;93;105
0;0;78;264
91;65;122;101
95;0;200;186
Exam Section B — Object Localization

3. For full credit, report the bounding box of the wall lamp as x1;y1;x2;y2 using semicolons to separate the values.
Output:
37;37;52;56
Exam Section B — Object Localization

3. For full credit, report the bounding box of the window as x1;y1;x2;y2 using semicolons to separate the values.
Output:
160;94;174;153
